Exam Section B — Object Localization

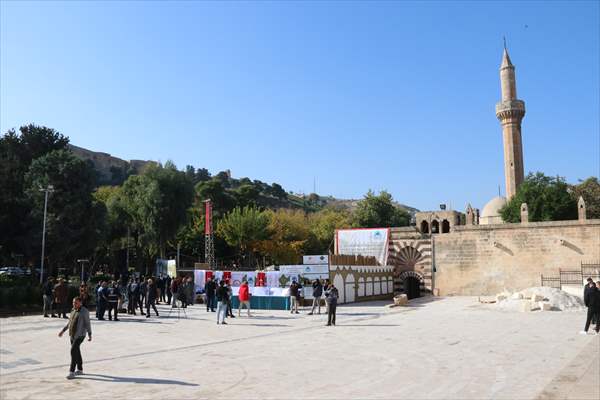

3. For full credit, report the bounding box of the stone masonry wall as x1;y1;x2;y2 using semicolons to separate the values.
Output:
433;220;600;295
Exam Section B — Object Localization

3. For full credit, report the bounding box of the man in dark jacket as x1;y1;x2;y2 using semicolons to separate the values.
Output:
215;280;229;325
107;281;121;321
308;279;323;315
145;278;159;318
326;283;339;327
166;275;172;305
205;278;216;312
53;278;69;319
581;281;600;334
43;277;56;317
289;280;300;314
584;278;596;324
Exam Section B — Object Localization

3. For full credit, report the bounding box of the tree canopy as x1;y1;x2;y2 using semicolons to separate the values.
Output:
353;190;410;228
500;172;578;222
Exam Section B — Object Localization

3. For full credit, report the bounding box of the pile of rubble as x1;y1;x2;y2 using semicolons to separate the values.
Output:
494;286;585;312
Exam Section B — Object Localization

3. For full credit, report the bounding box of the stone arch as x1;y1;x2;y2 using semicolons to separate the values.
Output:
345;273;356;303
431;220;440;234
374;276;381;295
333;273;345;304
420;220;429;234
358;276;365;297
442;219;450;233
396;246;423;269
398;270;424;299
366;276;373;296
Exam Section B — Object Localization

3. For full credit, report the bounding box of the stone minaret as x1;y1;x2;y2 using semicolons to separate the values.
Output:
496;45;525;199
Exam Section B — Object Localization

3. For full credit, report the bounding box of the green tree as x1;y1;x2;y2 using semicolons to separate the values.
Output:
234;183;260;208
0;125;70;263
25;150;106;273
353;190;410;228
570;177;600;219
196;179;235;215
216;206;269;268
258;209;310;265
269;183;287;200
118;162;194;272
500;172;577;222
307;208;352;253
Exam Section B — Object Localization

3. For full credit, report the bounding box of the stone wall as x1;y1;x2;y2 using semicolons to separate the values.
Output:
433;219;600;295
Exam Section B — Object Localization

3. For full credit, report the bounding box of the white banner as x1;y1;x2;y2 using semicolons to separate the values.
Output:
303;255;329;265
194;270;206;294
335;228;390;266
230;271;256;287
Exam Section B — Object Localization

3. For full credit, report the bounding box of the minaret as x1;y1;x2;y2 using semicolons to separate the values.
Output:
495;43;525;199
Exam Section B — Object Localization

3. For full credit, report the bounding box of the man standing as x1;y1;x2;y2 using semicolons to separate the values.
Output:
96;281;109;320
53;278;69;319
581;281;600;335
289;280;300;314
58;297;92;379
216;280;229;325
308;279;323;315
156;274;164;304
326;283;339;326
171;277;180;308
165;275;172;305
205;278;216;312
146;278;159;318
139;276;147;307
107;281;120;321
238;280;251;317
43;277;55;318
225;280;235;318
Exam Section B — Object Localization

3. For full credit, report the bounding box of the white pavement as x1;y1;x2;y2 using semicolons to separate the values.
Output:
0;297;598;400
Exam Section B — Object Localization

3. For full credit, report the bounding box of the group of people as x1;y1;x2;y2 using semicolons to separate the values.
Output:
292;278;339;326
42;277;70;318
203;277;242;324
582;277;600;334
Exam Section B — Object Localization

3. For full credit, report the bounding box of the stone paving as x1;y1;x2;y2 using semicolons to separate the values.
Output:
0;297;598;400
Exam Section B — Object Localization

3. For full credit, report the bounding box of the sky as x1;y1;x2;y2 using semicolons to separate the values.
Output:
1;1;599;211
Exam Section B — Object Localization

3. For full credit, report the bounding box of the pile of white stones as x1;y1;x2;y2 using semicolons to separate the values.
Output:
494;286;584;312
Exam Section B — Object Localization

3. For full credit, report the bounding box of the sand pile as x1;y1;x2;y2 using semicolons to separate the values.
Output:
494;286;584;312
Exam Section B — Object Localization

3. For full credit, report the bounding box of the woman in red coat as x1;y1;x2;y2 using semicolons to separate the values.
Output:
237;281;251;317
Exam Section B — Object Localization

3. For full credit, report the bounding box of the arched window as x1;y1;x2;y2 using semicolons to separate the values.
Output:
420;220;429;234
442;219;450;233
431;220;440;234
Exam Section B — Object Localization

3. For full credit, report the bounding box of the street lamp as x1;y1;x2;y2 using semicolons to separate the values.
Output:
77;259;89;282
39;185;54;284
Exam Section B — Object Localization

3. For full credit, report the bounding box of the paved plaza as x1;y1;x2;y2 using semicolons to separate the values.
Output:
0;297;598;400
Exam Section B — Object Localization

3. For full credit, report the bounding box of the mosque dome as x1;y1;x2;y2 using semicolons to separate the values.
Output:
480;196;507;225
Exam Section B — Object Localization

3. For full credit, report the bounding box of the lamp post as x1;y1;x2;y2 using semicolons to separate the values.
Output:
39;185;54;284
77;259;89;283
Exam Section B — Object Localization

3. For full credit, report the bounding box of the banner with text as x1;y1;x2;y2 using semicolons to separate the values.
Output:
335;228;390;266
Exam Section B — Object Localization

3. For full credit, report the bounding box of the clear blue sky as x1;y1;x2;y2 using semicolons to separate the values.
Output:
1;1;598;211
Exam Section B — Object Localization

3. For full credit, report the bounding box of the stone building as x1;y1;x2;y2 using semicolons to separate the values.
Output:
380;46;600;299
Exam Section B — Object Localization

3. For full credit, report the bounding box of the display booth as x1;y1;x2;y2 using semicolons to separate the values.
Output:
193;264;329;310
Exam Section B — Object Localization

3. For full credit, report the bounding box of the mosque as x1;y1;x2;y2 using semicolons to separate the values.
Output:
376;47;600;299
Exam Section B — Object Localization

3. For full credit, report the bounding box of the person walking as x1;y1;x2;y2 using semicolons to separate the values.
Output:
289;280;300;314
225;280;235;318
308;279;323;315
323;279;331;315
145;278;159;318
326;283;339;326
581;281;600;334
157;274;165;304
205;278;216;312
43;277;56;318
53;278;69;319
58;297;92;379
185;277;195;306
584;278;596;324
238;280;251;317
216;280;229;325
107;281;120;321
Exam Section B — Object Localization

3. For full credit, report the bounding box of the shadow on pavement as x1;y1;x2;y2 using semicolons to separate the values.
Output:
78;373;199;386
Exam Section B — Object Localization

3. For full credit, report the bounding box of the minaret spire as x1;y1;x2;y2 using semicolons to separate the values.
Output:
495;43;526;200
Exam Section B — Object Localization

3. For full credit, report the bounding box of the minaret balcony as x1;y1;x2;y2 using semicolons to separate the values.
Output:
495;100;526;120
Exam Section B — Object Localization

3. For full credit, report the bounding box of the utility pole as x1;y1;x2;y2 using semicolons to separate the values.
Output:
203;199;215;269
77;259;89;282
39;185;54;284
177;242;181;270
